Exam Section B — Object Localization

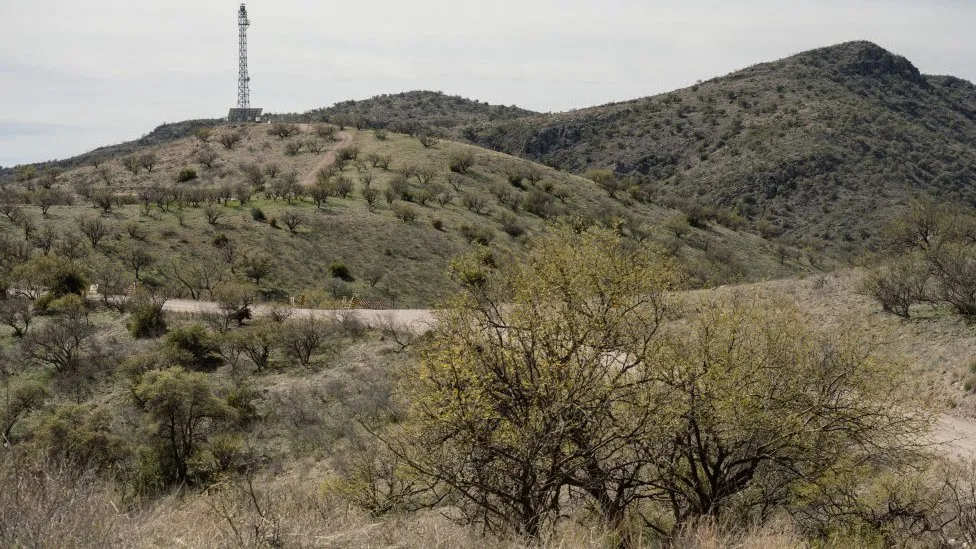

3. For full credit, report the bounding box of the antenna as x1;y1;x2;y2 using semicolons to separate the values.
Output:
228;4;261;122
237;3;251;110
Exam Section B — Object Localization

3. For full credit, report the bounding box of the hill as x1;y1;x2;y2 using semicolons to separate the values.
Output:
0;123;806;309
461;41;976;256
275;90;537;135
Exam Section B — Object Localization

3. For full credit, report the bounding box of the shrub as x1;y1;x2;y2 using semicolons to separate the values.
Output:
862;255;930;318
459;224;495;245
176;167;198;183
250;207;266;221
448;149;476;173
373;129;388;140
330;261;352;281
418;134;438;148
165;324;222;371
392;203;418;222
499;213;525;237
128;300;167;338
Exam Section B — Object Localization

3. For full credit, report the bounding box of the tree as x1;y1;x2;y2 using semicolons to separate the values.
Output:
31;224;57;254
387;228;675;538
120;244;155;281
203;203;224;225
169;254;227;300
90;189;117;213
86;257;129;309
283;140;304;156
1;375;47;443
585;169;622;198
77;216;112;248
196;146;219;168
217;131;244;150
309;183;330;209
929;242;976;315
226;322;278;372
22;296;94;371
164;324;222;371
239;252;273;286
195;127;214;142
122;155;142;175
34;189;70;215
862;253;931;318
280;316;329;366
448;149;476;174
279;210;304;234
214;282;257;327
133;367;233;483
0;297;32;337
377;227;934;541
268;122;300;140
138;153;159;173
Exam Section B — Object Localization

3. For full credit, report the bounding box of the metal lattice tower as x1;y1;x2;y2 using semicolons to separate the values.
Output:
237;3;251;110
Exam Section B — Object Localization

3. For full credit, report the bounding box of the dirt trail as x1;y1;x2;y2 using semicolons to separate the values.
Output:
299;128;354;187
934;416;976;459
163;298;435;334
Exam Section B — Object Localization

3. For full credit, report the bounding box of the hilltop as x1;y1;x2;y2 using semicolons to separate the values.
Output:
460;41;976;255
276;90;537;134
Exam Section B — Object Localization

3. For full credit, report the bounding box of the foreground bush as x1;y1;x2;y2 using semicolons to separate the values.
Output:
366;227;935;543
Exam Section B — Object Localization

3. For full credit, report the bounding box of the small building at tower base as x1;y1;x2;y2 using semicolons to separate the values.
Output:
228;108;263;123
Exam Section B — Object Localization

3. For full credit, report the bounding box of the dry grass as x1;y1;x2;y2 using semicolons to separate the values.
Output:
0;453;862;549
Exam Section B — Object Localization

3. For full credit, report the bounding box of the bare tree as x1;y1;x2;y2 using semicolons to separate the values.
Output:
196;147;219;168
77;217;111;248
279;210;304;234
268;123;300;140
217;131;244;150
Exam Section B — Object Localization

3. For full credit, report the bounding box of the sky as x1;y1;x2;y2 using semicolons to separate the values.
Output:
1;0;974;167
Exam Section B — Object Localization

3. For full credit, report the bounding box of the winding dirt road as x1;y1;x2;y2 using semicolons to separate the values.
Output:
299;129;354;187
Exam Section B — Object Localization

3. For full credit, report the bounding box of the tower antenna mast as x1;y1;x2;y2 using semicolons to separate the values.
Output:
237;3;251;110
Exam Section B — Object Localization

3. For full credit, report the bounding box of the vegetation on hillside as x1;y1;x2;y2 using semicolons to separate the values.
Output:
462;41;976;257
0;123;807;309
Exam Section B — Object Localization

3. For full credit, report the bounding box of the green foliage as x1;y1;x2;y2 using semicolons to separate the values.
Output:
384;227;932;540
329;261;352;280
34;403;128;469
164;324;222;371
128;296;167;338
1;375;47;443
176;167;198;183
133;367;234;484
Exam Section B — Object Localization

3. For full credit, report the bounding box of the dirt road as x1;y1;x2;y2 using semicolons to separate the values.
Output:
300;129;354;187
934;416;976;459
163;298;435;333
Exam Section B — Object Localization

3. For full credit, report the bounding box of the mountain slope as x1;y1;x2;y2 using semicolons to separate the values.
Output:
278;91;537;135
462;41;976;254
0;124;806;308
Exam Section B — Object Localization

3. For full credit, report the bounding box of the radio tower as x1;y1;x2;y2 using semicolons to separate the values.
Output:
237;3;250;110
228;3;261;122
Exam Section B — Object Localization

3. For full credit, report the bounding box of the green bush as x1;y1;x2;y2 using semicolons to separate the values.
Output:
176;167;198;183
164;324;221;371
329;261;352;281
128;301;167;339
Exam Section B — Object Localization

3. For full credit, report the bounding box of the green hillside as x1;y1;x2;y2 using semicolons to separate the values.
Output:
0;123;805;308
461;41;976;256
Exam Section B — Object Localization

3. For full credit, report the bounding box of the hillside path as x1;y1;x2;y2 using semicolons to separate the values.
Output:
300;128;354;187
162;298;435;333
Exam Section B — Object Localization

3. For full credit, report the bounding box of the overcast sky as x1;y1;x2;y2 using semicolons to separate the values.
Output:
1;0;974;167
